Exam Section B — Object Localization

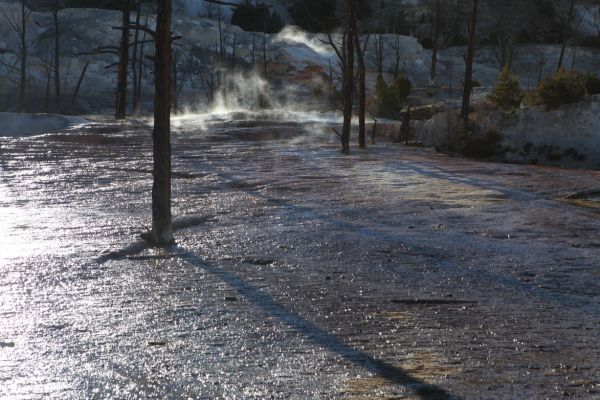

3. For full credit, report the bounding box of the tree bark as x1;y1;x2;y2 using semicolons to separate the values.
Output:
430;0;440;85
18;1;27;112
557;0;575;72
150;0;174;245
262;31;268;78
71;61;89;105
341;0;356;154
355;33;367;149
115;0;130;120
131;0;141;115
53;0;60;104
460;0;478;123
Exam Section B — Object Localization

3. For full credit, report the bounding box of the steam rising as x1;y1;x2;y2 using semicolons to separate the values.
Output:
172;70;341;143
273;26;334;57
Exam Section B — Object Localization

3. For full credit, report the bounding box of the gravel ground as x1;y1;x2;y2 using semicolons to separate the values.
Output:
0;114;599;399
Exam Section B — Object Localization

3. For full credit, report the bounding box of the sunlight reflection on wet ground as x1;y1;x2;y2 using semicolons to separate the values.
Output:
0;114;599;399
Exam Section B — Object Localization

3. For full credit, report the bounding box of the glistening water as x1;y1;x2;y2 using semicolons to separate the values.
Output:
1;112;599;399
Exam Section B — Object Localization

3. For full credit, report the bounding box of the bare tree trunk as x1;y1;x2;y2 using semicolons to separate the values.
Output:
18;1;27;112
231;33;236;68
150;0;174;245
71;61;89;105
171;51;178;111
430;0;440;85
375;34;384;75
45;54;51;111
131;0;141;115
341;0;356;154
53;1;60;104
115;0;130;119
355;34;367;149
460;0;478;124
134;14;148;115
251;33;256;66
557;0;575;72
218;4;223;61
262;31;268;78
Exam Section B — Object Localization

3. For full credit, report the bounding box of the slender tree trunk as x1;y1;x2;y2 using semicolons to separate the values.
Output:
375;34;383;75
71;61;89;105
150;0;174;245
251;33;256;66
45;58;51;111
18;1;27;112
342;0;356;154
218;4;223;61
53;1;60;104
262;31;268;78
134;14;148;115
430;0;440;85
115;0;130;119
131;0;141;115
557;0;575;72
355;33;366;149
232;33;236;68
460;0;478;123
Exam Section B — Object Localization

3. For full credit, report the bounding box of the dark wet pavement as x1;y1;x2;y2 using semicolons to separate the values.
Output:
1;114;599;399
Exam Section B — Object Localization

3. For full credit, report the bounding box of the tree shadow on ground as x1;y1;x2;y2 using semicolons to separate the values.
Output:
174;247;456;400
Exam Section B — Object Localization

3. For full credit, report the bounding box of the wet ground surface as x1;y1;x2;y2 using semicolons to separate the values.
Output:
0;113;599;399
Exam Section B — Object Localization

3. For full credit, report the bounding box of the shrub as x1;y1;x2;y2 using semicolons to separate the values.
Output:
443;124;504;159
461;129;504;158
369;74;413;118
488;67;523;109
392;74;412;102
536;69;585;109
585;72;600;95
372;74;400;118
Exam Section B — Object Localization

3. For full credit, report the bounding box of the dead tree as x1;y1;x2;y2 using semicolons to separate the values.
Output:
150;0;174;245
355;33;369;149
134;14;150;115
342;0;357;154
430;0;441;84
71;61;89;105
0;1;30;111
52;0;61;104
326;0;357;154
262;30;268;78
557;0;576;72
115;0;131;119
131;0;142;115
460;0;479;124
374;34;384;75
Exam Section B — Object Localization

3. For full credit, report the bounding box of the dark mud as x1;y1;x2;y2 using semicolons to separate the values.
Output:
0;114;599;399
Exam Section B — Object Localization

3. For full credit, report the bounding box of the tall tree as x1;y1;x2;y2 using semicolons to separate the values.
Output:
52;0;61;104
557;0;576;72
326;0;357;154
131;0;142;115
150;0;174;245
0;1;30;112
341;0;357;154
115;0;131;119
460;0;478;123
355;33;369;149
430;0;441;84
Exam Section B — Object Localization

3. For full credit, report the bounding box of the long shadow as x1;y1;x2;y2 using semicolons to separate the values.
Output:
175;247;456;400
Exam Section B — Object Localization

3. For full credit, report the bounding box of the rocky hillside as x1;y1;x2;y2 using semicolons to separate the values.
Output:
1;0;600;115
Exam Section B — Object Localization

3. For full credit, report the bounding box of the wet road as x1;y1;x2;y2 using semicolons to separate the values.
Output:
0;114;599;399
